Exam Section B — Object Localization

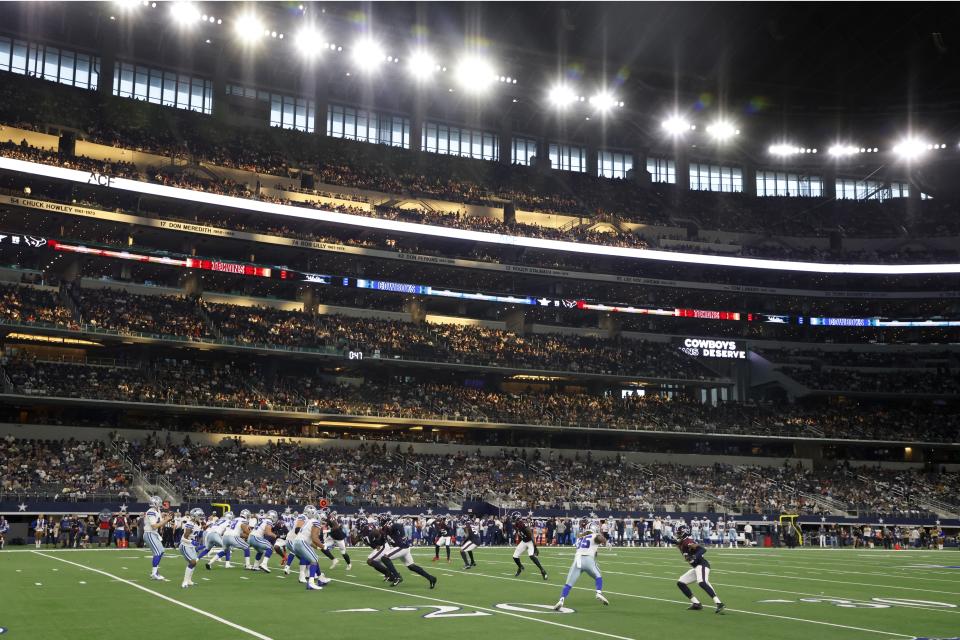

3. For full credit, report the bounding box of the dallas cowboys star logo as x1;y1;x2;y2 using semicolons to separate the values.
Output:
18;503;27;512
426;508;433;515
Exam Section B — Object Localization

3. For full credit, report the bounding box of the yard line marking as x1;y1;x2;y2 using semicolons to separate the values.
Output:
333;576;636;640
32;552;275;640
428;565;916;638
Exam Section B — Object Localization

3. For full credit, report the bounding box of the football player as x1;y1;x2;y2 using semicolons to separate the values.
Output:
354;516;402;585
511;512;548;580
381;513;437;589
249;510;278;572
554;518;609;611
143;496;174;581
178;509;209;588
291;505;331;591
431;515;453;563
218;509;252;569
675;524;725;613
459;516;480;569
204;511;231;570
323;510;353;570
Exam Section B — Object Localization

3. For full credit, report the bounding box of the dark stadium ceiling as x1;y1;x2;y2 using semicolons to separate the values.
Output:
3;1;960;144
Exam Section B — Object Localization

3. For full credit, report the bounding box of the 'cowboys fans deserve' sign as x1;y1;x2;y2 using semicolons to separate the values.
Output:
678;338;747;359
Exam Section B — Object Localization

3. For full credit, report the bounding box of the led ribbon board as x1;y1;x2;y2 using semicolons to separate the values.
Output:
4;155;960;275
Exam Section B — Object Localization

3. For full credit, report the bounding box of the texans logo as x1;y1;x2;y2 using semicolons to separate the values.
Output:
23;236;47;247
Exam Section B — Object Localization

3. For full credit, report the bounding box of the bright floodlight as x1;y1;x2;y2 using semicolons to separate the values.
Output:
294;27;324;57
234;14;264;42
454;56;497;94
828;144;859;157
706;121;739;141
351;38;386;72
662;116;691;135
893;138;928;159
169;1;201;26
114;0;142;9
547;84;577;108
589;91;618;112
408;50;439;80
769;144;801;156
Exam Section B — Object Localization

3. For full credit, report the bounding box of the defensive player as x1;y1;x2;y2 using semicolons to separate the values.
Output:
553;518;609;611
431;515;453;563
381;514;437;588
675;524;725;613
323;510;353;570
144;496;174;581
355;516;403;585
249;510;278;572
511;512;548;580
459;516;480;569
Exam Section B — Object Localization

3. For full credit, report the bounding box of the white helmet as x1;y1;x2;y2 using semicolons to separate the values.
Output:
267;510;278;523
240;509;251;519
149;496;163;509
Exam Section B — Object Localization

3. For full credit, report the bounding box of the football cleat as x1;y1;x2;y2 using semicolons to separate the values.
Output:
283;565;291;575
150;574;169;581
541;571;549;581
688;603;703;611
259;565;271;573
429;576;438;589
715;602;726;614
515;564;524;577
306;579;323;591
223;562;233;569
330;558;339;570
181;582;191;588
464;564;472;570
204;562;212;570
345;563;352;571
596;593;609;605
553;598;565;611
298;576;307;584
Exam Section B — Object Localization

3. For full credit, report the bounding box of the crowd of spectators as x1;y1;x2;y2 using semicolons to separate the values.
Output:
0;435;132;500
5;434;956;518
0;282;73;327
4;354;960;442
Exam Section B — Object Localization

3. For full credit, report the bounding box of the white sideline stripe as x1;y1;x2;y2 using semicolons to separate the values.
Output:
32;552;274;640
333;576;635;640
428;565;915;638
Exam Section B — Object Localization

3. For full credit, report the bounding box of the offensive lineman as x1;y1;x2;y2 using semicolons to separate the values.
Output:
553;518;609;610
675;524;725;613
511;512;548;580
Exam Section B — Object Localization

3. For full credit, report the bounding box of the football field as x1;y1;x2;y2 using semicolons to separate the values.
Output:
2;546;959;639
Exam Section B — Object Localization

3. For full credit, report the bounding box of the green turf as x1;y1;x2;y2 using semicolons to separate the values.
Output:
1;545;959;639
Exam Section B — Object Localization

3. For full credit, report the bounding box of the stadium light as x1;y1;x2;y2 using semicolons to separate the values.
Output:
706;121;740;141
454;56;497;94
169;1;201;26
828;144;859;157
547;84;578;108
114;0;143;9
294;27;325;58
233;13;264;43
588;91;619;112
893;138;928;159
662;116;693;135
351;38;387;72
408;50;440;80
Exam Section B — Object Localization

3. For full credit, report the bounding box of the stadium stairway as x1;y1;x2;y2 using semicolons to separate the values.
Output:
747;351;810;399
111;440;182;506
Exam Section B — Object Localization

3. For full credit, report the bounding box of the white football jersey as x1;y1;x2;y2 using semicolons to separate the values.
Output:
253;516;273;537
143;508;162;534
297;517;322;544
575;531;601;558
228;516;248;536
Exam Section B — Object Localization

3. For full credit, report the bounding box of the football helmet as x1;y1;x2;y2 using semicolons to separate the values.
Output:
240;509;251;519
267;510;279;523
510;511;523;523
676;524;691;540
303;505;318;518
149;496;163;509
189;508;205;520
223;511;235;520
